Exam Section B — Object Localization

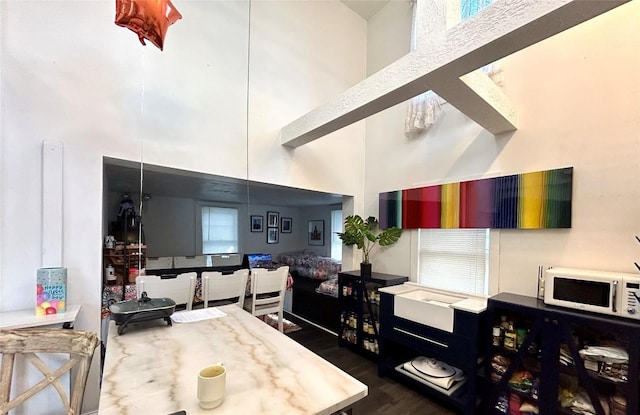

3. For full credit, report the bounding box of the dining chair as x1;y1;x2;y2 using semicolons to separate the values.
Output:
0;328;99;415
136;272;197;310
243;265;289;332
202;269;249;308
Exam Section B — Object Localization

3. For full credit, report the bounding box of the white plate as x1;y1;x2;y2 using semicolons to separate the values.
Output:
410;357;456;378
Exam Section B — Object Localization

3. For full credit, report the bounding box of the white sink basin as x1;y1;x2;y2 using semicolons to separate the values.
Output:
394;289;466;333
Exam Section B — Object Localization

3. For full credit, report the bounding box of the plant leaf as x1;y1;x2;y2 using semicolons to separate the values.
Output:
337;231;360;246
365;216;378;231
364;231;377;242
378;227;403;246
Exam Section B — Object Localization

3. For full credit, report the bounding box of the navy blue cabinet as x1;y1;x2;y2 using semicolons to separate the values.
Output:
338;271;407;360
378;289;485;414
486;293;640;415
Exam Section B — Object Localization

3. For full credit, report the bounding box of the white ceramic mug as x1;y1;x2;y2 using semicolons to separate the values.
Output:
197;363;226;409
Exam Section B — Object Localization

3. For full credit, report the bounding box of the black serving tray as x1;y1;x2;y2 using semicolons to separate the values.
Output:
109;292;176;335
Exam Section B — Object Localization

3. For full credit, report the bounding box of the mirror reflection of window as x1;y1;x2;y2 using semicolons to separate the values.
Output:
202;206;239;254
331;209;343;262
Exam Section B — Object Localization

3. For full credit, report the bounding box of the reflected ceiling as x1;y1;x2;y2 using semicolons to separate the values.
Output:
104;158;345;207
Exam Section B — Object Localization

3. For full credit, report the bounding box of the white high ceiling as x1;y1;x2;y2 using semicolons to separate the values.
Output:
341;0;390;20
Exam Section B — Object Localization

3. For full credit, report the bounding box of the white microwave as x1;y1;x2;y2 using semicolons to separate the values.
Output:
543;267;640;320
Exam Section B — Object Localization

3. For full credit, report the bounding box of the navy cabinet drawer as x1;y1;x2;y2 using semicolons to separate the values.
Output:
383;317;468;367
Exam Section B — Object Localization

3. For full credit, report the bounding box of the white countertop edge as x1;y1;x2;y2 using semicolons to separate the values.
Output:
379;283;487;314
0;304;81;329
378;284;416;295
450;298;487;314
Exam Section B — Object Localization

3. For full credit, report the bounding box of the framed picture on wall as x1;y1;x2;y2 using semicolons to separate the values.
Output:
267;228;279;244
308;220;324;246
281;217;292;233
250;215;264;232
267;211;279;228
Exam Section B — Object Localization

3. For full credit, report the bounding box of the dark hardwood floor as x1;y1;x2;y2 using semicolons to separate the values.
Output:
284;313;459;415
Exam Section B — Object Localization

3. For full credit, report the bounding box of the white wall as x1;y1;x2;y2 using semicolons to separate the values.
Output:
0;1;367;412
367;0;412;76
365;2;640;294
246;1;367;194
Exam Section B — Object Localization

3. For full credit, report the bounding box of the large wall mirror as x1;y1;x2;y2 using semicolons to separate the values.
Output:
103;157;346;265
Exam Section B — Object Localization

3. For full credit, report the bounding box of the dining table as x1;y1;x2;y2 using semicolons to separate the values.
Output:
98;305;368;415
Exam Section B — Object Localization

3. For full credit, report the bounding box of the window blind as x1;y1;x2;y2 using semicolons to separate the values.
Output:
418;228;489;295
202;206;238;254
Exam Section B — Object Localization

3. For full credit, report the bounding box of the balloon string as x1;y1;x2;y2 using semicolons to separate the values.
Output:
246;0;252;206
138;51;145;270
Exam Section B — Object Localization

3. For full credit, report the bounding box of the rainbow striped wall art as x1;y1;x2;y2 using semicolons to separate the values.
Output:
379;167;572;230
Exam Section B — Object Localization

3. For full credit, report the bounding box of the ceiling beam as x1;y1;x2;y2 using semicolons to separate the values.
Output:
281;0;629;148
433;70;517;135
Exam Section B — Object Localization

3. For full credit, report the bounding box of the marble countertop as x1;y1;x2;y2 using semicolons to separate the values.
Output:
99;305;367;415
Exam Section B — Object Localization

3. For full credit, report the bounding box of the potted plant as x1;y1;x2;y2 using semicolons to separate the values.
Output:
337;215;402;276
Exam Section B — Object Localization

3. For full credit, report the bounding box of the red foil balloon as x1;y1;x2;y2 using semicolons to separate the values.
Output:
115;0;182;51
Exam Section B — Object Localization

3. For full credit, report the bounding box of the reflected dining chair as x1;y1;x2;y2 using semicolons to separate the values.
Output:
136;272;197;310
243;265;289;332
0;328;99;415
202;269;249;308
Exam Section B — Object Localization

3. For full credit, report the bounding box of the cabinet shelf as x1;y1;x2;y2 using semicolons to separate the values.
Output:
103;245;146;287
488;379;538;401
338;271;407;360
558;364;628;386
485;292;640;415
